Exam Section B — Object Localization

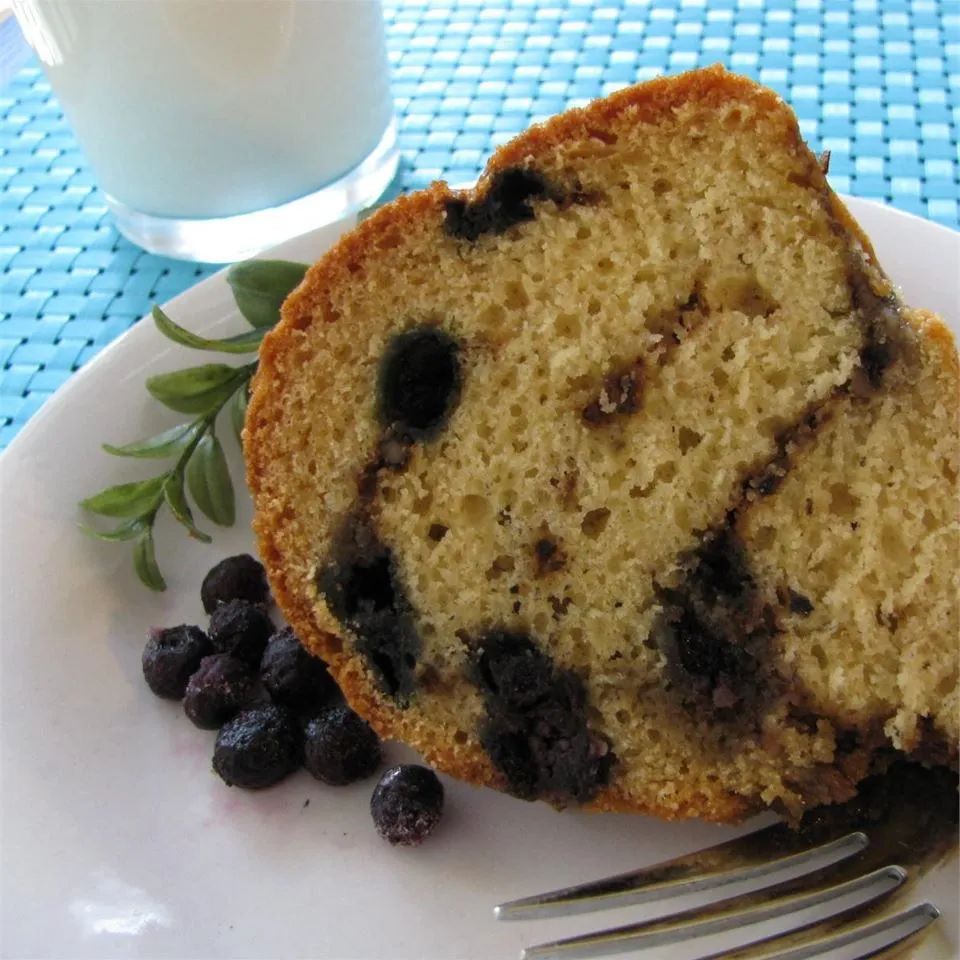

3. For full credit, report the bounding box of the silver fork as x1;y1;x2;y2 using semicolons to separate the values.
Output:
493;766;957;960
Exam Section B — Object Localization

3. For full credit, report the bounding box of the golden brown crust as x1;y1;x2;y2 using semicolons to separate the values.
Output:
246;65;958;823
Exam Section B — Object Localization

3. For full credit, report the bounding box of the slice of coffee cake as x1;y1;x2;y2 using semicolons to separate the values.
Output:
246;66;959;822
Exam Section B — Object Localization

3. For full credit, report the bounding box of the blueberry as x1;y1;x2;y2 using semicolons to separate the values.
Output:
316;514;421;703
445;167;551;241
260;626;340;711
304;706;382;786
471;631;613;803
201;554;269;614
142;625;212;699
208;599;274;667
212;705;301;789
183;654;256;730
370;764;444;846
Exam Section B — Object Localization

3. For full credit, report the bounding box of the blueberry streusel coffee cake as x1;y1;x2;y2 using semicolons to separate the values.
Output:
246;66;959;822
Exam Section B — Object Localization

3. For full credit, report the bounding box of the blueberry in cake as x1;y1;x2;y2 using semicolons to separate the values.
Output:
245;66;959;821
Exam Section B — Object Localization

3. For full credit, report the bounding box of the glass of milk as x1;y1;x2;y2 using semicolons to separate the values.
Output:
13;0;399;262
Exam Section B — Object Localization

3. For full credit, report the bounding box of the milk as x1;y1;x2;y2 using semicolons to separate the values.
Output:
14;0;394;220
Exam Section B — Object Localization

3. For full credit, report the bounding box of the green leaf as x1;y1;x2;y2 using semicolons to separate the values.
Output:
102;422;198;459
163;473;212;543
186;432;235;526
230;383;249;447
80;476;165;518
152;306;265;354
226;260;308;329
133;531;167;591
146;363;247;415
79;516;149;542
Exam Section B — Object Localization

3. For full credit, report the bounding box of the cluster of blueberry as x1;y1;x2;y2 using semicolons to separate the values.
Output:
140;554;444;846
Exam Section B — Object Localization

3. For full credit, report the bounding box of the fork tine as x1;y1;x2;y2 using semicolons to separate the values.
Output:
705;902;941;960
519;865;906;960
495;829;868;921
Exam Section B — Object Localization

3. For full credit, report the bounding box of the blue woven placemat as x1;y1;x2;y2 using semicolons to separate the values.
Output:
1;0;957;450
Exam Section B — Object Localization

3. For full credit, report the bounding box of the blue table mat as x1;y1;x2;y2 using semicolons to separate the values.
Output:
1;0;957;450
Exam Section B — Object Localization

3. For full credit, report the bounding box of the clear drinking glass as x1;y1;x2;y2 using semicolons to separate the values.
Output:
13;0;399;262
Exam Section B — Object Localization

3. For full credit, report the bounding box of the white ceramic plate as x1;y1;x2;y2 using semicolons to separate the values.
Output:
1;199;957;960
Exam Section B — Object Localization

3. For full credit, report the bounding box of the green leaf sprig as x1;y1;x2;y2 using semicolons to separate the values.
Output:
80;259;309;591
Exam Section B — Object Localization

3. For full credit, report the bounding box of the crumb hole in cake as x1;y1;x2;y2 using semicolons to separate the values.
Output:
752;525;776;550
758;416;790;439
576;224;592;240
811;643;828;669
454;730;469;745
936;672;957;697
722;107;743;129
587;127;617;145
678;426;703;454
721;344;736;362
375;229;402;251
606;469;628;492
412;495;432;516
581;508;611;539
505;279;530;309
555;313;581;338
587;297;602;316
707;271;779;317
656;460;678;484
652;178;672;196
460;494;491;524
486;555;515;579
479;302;507;333
427;522;448;542
508;406;528;432
881;525;910;564
828;483;859;518
615;709;629;724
